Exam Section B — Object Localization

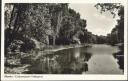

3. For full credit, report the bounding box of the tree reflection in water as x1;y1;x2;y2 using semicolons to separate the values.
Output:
28;47;92;74
113;50;124;71
113;44;124;72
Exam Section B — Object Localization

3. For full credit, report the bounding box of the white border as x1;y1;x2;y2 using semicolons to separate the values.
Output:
1;0;128;80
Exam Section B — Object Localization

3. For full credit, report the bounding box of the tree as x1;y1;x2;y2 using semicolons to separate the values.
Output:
95;3;124;44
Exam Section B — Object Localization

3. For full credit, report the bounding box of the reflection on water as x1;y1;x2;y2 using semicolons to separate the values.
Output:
28;44;123;74
113;50;124;71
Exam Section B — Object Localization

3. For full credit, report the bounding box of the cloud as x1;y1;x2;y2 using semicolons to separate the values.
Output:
93;13;112;22
69;3;118;36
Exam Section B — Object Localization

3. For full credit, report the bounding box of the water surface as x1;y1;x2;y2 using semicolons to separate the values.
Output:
28;44;123;74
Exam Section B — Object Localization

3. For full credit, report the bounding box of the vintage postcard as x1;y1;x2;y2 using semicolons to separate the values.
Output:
1;0;128;80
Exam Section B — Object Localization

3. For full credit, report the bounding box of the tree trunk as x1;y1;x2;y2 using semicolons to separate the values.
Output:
6;4;20;48
56;11;63;37
9;4;19;30
53;35;56;45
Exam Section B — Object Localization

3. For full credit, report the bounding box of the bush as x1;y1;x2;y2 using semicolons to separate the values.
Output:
9;40;23;51
20;37;36;52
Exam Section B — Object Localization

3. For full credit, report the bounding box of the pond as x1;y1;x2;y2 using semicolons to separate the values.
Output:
28;44;124;74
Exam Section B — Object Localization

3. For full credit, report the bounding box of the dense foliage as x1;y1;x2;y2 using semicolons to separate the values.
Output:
5;3;124;54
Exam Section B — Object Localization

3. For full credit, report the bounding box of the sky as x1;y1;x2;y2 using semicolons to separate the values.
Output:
69;4;119;36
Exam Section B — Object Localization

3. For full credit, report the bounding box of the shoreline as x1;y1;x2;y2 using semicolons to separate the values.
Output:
33;44;92;59
43;44;91;53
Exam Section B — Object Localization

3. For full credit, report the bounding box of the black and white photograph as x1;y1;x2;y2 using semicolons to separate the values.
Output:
4;3;125;74
1;0;128;80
